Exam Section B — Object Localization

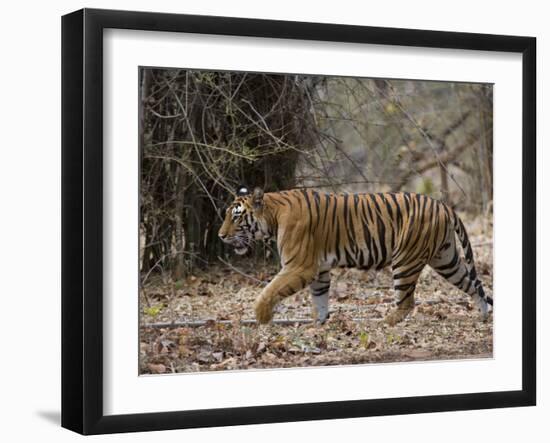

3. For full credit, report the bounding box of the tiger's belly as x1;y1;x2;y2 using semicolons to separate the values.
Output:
322;243;391;271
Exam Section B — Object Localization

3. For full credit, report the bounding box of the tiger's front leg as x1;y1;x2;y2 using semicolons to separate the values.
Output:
254;267;317;324
310;269;331;323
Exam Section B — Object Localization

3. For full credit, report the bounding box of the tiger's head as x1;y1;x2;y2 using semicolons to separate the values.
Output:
218;186;270;255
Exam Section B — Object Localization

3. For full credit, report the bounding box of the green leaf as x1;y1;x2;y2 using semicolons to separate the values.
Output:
144;304;163;317
359;331;369;348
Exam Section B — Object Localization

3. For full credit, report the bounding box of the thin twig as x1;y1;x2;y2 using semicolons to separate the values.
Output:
141;300;459;329
143;319;314;328
149;110;183;119
471;241;493;247
149;141;257;160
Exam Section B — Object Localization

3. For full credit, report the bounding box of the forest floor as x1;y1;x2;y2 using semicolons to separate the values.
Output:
139;214;493;374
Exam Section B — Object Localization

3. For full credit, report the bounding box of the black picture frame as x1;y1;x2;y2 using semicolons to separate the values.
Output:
61;8;536;435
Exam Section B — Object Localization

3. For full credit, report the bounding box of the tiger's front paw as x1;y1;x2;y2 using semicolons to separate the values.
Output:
384;308;410;326
254;295;274;324
311;306;330;325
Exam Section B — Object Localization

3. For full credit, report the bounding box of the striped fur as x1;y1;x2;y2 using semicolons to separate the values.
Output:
218;187;493;325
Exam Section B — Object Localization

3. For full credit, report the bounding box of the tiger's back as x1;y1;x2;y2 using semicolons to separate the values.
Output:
274;190;450;272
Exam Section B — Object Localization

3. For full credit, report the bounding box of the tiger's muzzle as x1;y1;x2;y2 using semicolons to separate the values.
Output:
218;233;249;256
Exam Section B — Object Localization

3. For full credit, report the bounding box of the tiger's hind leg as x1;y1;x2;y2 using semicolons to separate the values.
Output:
310;269;331;324
385;262;425;326
429;236;491;321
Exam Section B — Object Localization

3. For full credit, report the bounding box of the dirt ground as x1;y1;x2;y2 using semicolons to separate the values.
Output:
139;214;493;374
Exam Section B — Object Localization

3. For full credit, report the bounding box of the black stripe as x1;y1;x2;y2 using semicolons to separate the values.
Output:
438;267;461;279
465;246;473;263
301;190;315;236
383;194;394;220
301;189;313;220
343;194;357;251
313;191;320;213
331;194;338;227
394;283;414;291
364;198;379;265
389;193;402;230
372;196;387;266
317;272;330;282
403;192;410;215
313;191;321;229
334;221;341;263
455;269;469;288
358;249;365;268
393;262;426;280
279;195;293;206
359;202;375;269
463;278;472;293
344;246;355;266
312;284;330;295
435;253;460;272
343;193;349;225
381;194;396;250
396;290;414;305
285;254;297;266
322;193;330;227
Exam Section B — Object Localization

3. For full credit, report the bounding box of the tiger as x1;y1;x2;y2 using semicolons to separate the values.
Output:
218;186;493;325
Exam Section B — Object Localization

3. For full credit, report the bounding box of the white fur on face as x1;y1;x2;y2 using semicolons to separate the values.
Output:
231;204;243;217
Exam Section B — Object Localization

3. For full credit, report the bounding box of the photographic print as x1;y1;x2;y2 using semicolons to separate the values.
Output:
138;68;494;374
62;10;535;433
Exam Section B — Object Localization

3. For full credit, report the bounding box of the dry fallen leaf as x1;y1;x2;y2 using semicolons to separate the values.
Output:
211;357;237;370
405;349;432;359
147;363;166;374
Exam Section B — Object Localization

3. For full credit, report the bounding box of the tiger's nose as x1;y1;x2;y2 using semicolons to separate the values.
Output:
219;233;231;244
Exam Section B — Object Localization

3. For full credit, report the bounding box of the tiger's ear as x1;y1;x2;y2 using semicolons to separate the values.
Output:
236;185;249;196
252;187;264;209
